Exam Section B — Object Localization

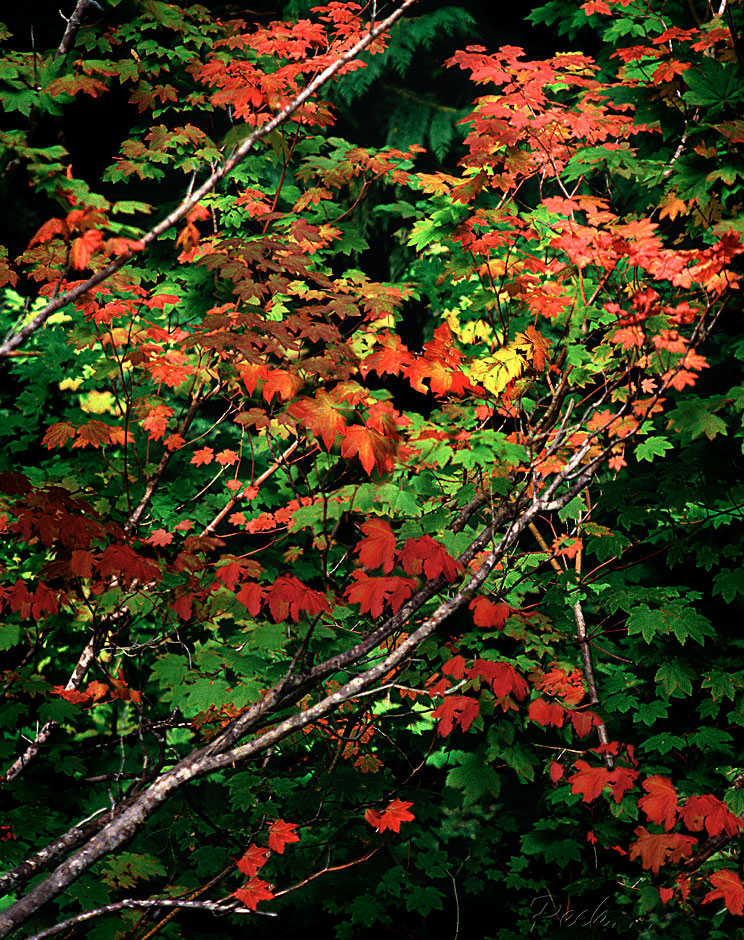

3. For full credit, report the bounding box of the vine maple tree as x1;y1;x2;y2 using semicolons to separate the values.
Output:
1;0;744;937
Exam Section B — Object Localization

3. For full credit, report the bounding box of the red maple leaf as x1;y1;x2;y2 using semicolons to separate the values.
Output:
345;571;417;619
528;697;566;728
267;575;329;622
629;827;697;875
441;655;467;680
469;597;512;629
267;819;300;854
236;844;269;877
680;795;743;838
469;659;529;700
703;869;744;916
141;405;174;440
236;582;265;617
340;425;398;476
233;877;275;911
549;761;565;783
216;449;239;466
364;799;415;834
638;775;679;831
355;518;397;573
431;695;480;736
568;760;612;803
399;535;461;581
145;529;173;547
42;422;76;449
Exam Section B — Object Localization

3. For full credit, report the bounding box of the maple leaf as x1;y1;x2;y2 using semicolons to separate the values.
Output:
536;667;586;706
469;660;529;700
345;571;417;619
441;655;467;680
145;529;173;547
399;536;461;581
141;405;174;440
42;422;76;449
364;799;415;834
567;709;600;738
50;686;90;705
289;391;346;450
216;449;239;466
267;819;300;854
32;583;59;620
703;869;744;916
528;697;566;728
71;228;104;269
680;795;743;838
191;447;214;466
171;594;193;620
431;694;480;736
70;550;95;579
568;760;612;802
340;425;397;476
233;877;275;911
73;421;112;449
236;582;265;617
262;369;303;403
629;827;697;875
638;775;679;831
354;518;397;573
236;844;269;877
360;332;412;377
517;325;551;372
469;597;512;629
549;761;565;783
267;574;329;622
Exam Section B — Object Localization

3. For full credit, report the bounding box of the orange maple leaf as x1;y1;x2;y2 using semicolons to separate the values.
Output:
638;775;679;831
289;391;346;450
340;425;397;476
355;518;397;574
364;799;415;834
629;826;697;874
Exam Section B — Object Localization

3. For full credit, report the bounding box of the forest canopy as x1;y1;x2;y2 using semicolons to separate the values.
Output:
1;0;744;938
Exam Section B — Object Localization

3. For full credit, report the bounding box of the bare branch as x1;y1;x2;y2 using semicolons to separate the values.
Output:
56;0;93;60
23;897;275;940
0;0;417;361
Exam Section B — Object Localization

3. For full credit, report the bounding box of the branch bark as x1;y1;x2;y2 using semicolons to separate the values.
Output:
56;0;93;60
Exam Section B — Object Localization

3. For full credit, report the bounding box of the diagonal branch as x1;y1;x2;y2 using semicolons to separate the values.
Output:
56;0;94;60
0;0;417;361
